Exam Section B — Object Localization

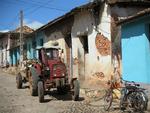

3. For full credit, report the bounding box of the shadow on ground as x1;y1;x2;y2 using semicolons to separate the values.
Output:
46;90;85;102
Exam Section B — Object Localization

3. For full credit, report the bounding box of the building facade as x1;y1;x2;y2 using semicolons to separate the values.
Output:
119;9;150;84
0;33;10;67
1;0;150;86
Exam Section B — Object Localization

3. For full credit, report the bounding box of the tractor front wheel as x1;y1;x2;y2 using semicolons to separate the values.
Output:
38;81;44;103
72;79;80;101
29;73;39;96
16;73;22;89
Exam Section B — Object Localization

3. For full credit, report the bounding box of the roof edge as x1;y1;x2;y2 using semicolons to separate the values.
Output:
35;0;102;32
117;8;150;25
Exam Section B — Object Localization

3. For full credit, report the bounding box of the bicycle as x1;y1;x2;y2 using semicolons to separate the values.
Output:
103;77;121;111
103;77;148;112
120;79;148;112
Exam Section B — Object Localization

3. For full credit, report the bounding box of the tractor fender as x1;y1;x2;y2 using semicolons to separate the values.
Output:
33;63;42;75
29;67;40;77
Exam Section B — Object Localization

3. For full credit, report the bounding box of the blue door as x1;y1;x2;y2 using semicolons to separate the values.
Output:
122;23;150;84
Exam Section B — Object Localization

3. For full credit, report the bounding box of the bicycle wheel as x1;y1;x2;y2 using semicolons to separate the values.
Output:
103;89;113;111
140;90;148;111
134;92;145;112
126;91;145;112
126;92;134;112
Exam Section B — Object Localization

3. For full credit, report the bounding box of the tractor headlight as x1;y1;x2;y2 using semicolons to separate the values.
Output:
46;67;49;70
54;74;57;76
62;73;65;76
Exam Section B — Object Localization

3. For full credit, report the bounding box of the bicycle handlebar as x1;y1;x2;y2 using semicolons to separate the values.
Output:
120;77;140;87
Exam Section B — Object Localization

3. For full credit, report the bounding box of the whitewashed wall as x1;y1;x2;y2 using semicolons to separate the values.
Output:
71;3;112;81
0;36;9;67
44;31;67;63
0;49;2;66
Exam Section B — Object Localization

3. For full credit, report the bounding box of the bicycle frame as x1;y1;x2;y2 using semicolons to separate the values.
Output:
103;77;148;112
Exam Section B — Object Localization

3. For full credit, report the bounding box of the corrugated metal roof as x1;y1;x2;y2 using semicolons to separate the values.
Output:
107;0;150;5
117;8;150;25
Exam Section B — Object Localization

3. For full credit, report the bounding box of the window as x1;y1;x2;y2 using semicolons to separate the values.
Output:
64;34;72;48
32;40;36;48
146;24;150;42
148;24;150;42
81;36;89;54
45;48;58;59
40;39;43;46
23;44;27;50
29;44;31;52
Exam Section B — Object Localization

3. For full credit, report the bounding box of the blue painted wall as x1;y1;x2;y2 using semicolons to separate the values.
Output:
9;51;13;66
35;31;44;59
121;16;150;84
26;31;44;60
9;31;44;66
36;32;44;48
26;39;36;59
26;38;33;59
13;49;17;66
17;47;20;63
9;47;20;66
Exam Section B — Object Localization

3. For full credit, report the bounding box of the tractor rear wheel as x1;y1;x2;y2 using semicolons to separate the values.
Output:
16;73;22;89
38;81;44;103
72;79;80;101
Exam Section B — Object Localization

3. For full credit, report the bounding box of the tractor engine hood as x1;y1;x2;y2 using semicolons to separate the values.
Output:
47;60;67;78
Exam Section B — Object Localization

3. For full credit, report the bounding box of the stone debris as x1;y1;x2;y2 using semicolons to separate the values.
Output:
1;67;20;75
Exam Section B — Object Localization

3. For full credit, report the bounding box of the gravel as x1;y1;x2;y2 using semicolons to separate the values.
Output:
0;70;149;113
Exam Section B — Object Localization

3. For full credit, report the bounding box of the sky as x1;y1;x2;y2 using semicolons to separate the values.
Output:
0;0;90;32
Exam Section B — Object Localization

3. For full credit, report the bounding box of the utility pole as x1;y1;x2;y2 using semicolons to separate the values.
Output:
20;10;23;66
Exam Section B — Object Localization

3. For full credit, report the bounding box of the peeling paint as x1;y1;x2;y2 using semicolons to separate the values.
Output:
92;72;105;79
95;33;111;56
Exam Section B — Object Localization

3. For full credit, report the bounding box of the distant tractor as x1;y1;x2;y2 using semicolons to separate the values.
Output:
16;46;80;102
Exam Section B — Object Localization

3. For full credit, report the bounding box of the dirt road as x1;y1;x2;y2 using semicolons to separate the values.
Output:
0;71;103;113
0;71;149;113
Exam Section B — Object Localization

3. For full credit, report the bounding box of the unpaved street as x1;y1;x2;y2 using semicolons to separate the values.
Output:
0;71;105;113
0;71;149;113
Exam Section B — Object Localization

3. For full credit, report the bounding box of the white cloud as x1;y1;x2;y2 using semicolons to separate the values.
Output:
24;19;43;30
0;29;9;33
27;21;43;30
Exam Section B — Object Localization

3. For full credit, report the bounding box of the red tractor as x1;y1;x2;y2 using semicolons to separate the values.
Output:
16;46;80;102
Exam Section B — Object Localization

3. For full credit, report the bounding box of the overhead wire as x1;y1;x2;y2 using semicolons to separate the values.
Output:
2;0;67;12
21;0;55;6
24;0;56;16
14;0;67;12
0;0;65;30
0;13;19;31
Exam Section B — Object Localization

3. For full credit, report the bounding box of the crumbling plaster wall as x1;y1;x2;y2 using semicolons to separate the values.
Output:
110;5;148;76
44;31;67;63
71;3;111;83
0;36;9;66
44;17;74;65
